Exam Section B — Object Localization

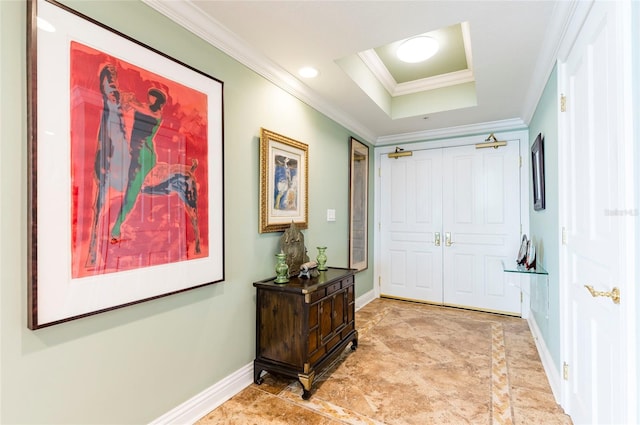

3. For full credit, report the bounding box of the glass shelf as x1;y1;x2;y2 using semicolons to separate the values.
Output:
502;261;548;275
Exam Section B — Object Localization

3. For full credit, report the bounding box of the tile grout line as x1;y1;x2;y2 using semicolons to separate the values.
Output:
277;382;385;425
491;323;514;425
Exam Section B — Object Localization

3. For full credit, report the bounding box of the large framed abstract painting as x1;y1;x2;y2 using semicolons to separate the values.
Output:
259;128;308;233
348;137;368;271
27;0;224;329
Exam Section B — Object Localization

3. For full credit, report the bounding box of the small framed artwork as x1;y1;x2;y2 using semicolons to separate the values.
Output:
531;133;546;211
27;0;224;329
259;128;308;233
348;137;369;271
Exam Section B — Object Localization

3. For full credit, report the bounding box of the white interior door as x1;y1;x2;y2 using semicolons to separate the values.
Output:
559;1;632;423
379;142;521;315
379;149;443;303
442;143;521;314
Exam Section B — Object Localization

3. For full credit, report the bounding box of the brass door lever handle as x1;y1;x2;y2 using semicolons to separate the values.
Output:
584;285;620;304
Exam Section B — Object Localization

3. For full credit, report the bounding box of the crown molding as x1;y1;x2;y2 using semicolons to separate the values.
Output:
141;0;569;147
358;22;475;98
358;50;396;95
394;69;475;96
520;0;587;125
461;21;474;75
141;0;377;143
358;49;475;97
375;118;527;146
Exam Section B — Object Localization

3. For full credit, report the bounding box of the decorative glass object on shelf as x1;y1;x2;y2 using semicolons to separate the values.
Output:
516;234;528;265
316;246;328;271
502;260;548;275
515;234;536;270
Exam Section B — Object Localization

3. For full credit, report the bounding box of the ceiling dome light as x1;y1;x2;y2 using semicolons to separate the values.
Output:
396;36;439;63
298;67;319;78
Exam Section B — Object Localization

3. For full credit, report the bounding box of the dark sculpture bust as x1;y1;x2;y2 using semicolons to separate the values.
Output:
280;222;309;276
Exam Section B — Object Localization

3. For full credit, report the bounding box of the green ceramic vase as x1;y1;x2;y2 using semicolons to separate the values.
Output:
274;253;289;283
316;247;328;271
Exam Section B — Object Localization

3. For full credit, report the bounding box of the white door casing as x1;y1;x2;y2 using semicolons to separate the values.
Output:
559;1;636;423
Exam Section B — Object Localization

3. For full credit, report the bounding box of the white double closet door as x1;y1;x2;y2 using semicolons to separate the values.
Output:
380;142;522;315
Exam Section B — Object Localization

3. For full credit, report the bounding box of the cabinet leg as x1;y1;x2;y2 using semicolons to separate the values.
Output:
298;371;315;400
254;367;264;385
351;331;359;350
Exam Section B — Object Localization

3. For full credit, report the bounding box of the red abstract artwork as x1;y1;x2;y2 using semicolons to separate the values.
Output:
70;42;209;278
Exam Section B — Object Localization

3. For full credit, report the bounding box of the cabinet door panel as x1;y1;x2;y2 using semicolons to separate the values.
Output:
308;328;318;354
309;345;325;364
347;286;354;323
325;333;341;352
319;298;333;341
258;291;304;366
309;303;318;328
333;292;345;331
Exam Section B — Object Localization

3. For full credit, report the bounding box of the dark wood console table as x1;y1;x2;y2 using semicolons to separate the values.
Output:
253;267;358;399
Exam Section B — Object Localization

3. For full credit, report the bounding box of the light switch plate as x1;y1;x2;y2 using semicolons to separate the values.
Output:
327;209;336;222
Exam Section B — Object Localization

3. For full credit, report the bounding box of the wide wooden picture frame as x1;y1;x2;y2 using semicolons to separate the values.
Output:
348;137;369;271
531;133;546;211
259;128;308;233
27;0;225;329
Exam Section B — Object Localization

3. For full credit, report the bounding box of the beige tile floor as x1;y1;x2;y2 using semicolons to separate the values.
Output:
197;298;572;425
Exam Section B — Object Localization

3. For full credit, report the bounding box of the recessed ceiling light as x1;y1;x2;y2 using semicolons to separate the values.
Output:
298;67;319;78
396;36;439;63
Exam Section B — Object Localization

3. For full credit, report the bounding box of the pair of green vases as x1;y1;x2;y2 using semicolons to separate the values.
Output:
275;247;327;283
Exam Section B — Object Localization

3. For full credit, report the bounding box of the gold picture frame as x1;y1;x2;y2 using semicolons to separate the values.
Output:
348;137;369;271
259;128;308;233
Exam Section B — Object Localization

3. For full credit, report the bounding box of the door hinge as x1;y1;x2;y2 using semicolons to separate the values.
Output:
378;222;381;231
563;362;569;380
562;227;567;245
378;276;381;289
378;167;381;177
520;292;523;303
519;156;522;168
560;94;566;112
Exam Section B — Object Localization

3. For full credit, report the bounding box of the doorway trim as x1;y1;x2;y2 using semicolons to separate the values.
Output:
373;129;530;301
556;0;637;421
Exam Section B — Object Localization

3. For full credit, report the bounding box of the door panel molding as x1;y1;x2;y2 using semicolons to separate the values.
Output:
558;1;636;423
377;135;523;315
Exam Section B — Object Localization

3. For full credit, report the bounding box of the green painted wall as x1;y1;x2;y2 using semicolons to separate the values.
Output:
0;1;374;423
527;66;561;371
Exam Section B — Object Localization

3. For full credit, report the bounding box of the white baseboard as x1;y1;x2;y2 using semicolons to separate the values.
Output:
151;290;378;424
527;315;562;403
149;362;253;425
355;288;376;311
